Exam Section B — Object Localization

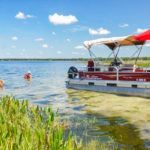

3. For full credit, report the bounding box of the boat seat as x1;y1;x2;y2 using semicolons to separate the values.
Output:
108;67;115;71
119;64;135;72
135;68;144;72
95;68;100;71
87;59;94;71
119;67;133;72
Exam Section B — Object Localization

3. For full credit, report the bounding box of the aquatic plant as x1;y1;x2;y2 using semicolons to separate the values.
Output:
0;96;80;150
0;96;119;150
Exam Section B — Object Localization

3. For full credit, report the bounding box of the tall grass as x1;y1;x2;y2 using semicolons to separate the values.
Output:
0;96;118;150
0;96;80;150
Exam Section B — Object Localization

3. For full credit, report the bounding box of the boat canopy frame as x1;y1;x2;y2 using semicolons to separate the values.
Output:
83;30;150;65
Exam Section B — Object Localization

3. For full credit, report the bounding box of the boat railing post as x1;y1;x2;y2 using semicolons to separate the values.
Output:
114;67;119;81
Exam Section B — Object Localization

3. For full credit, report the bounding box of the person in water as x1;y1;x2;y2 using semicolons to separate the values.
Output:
24;71;32;80
0;80;4;88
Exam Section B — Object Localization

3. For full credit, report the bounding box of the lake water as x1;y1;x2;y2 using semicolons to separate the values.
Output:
0;61;150;149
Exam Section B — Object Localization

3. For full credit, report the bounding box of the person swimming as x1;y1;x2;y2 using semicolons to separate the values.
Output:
0;80;4;88
24;71;32;80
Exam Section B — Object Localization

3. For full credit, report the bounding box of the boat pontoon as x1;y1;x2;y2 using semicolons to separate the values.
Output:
66;30;150;97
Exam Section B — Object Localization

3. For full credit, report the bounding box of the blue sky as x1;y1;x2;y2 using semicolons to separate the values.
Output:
0;0;150;58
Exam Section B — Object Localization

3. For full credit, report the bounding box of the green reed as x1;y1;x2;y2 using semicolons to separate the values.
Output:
0;96;118;150
0;96;81;150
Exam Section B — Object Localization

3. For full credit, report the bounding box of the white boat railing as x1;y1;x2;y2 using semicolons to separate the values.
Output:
68;65;150;81
78;65;150;73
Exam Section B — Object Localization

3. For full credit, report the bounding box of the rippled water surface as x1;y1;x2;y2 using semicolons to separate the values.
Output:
0;61;150;149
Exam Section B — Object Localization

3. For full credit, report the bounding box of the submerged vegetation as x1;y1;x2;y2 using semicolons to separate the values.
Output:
67;90;150;149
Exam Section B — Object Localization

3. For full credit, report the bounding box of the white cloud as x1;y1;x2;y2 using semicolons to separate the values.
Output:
89;27;110;35
42;44;48;48
137;28;147;33
48;13;78;25
74;45;85;50
52;32;56;35
15;12;34;20
66;38;71;42
35;38;44;42
15;12;26;19
57;51;62;54
12;36;18;41
119;23;129;28
26;14;34;18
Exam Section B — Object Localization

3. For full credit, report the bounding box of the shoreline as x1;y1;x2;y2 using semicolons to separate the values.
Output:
0;57;149;61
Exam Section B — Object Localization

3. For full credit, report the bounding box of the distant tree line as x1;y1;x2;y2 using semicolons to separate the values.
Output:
0;57;149;61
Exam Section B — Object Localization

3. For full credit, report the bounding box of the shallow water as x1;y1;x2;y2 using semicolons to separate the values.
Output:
0;61;150;149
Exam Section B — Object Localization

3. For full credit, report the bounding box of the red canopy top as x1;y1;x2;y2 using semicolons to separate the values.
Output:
134;30;150;41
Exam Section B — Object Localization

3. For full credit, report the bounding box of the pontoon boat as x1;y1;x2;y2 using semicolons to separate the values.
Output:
66;30;150;97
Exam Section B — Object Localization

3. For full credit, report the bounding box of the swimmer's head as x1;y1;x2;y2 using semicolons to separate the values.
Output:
27;70;31;74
